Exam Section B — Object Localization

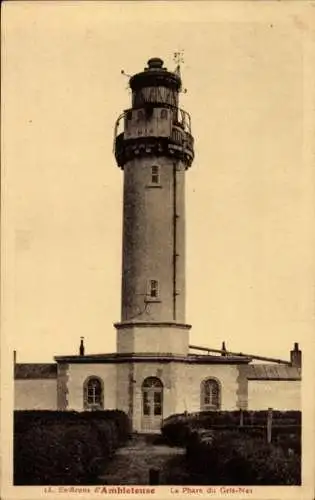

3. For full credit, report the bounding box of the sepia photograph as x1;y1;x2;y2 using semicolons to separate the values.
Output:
1;1;315;499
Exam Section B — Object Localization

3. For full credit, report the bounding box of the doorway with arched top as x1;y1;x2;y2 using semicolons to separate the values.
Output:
141;376;163;432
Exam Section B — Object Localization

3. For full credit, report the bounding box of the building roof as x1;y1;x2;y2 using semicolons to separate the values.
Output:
54;352;252;364
14;359;301;381
244;364;301;381
15;363;57;380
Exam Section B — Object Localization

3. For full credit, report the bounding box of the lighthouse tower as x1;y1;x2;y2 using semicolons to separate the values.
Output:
15;57;302;435
114;57;194;356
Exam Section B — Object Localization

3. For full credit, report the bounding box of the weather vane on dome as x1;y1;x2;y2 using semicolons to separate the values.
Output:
121;69;131;78
120;69;132;91
173;50;187;94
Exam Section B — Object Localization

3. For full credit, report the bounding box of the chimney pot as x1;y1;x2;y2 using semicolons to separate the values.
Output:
221;341;227;357
79;337;85;356
290;342;301;368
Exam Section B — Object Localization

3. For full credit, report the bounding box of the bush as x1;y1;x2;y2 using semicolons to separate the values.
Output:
162;410;301;433
14;421;104;485
162;411;301;485
81;410;131;443
161;420;191;446
14;410;131;485
185;429;301;485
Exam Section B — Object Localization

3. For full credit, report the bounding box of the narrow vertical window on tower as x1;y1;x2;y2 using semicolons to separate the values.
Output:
147;279;159;300
151;165;160;185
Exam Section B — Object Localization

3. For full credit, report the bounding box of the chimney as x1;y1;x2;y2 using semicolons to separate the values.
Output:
79;337;85;356
13;350;17;365
290;342;301;368
221;341;227;357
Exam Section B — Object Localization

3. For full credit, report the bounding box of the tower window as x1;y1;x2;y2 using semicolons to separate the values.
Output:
151;165;160;184
148;279;159;299
137;110;144;122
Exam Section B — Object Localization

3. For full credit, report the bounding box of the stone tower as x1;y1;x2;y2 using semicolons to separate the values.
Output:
114;57;194;356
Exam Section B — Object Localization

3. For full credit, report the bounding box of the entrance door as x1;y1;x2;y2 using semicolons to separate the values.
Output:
142;377;163;432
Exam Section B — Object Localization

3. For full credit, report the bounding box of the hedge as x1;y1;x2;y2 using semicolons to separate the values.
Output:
185;429;301;485
162;410;301;444
161;411;301;485
163;410;301;429
14;410;131;485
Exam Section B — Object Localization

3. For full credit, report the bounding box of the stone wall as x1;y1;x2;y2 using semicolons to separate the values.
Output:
65;363;117;411
14;361;301;430
174;363;240;414
248;380;301;410
121;361;241;431
15;379;57;410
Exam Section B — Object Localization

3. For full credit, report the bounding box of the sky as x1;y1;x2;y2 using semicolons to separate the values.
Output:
2;1;315;363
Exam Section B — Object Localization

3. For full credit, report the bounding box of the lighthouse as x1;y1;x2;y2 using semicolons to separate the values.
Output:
114;57;194;356
14;57;301;436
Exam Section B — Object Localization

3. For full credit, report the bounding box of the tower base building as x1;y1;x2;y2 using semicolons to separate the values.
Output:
14;346;302;433
14;59;301;432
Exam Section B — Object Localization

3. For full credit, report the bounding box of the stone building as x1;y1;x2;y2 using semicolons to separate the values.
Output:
14;58;301;433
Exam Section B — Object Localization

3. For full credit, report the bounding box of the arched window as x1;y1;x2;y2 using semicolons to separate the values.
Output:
201;378;221;411
83;376;104;410
160;108;168;119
